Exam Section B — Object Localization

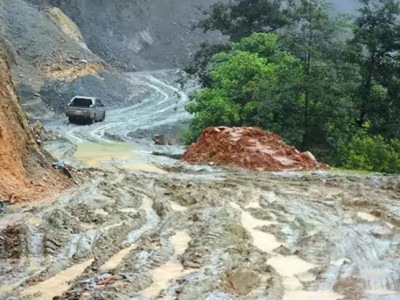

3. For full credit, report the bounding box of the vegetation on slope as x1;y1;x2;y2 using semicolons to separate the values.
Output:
184;0;400;173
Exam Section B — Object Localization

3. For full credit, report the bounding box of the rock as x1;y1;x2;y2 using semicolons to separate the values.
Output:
153;134;166;145
152;151;183;160
305;151;317;162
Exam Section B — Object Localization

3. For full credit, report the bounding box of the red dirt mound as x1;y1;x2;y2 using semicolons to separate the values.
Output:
182;127;330;171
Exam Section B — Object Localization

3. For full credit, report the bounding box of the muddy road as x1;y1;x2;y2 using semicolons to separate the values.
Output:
1;70;400;300
42;69;191;173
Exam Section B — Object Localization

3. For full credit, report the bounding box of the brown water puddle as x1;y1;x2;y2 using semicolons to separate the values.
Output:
20;259;94;300
170;201;188;212
75;142;135;168
140;261;193;297
101;244;138;271
283;290;343;300
357;212;394;229
268;255;314;278
268;255;315;296
140;231;193;298
74;142;166;173
230;202;281;252
122;162;166;174
170;231;191;256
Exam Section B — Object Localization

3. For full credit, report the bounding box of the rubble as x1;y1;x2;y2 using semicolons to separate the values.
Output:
183;127;330;171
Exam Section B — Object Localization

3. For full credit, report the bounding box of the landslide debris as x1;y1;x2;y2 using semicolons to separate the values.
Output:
0;44;69;202
183;127;329;171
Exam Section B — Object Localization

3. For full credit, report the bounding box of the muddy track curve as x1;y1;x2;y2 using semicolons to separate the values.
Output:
61;70;189;144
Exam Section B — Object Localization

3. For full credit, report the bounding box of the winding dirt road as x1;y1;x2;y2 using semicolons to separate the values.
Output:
61;70;190;144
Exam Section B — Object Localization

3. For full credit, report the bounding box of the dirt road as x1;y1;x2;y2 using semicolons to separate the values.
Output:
1;70;400;300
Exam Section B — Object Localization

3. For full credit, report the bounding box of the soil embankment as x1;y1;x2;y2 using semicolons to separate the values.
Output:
183;127;329;171
0;45;68;202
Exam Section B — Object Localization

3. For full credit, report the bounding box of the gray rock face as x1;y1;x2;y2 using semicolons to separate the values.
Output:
28;0;226;71
0;0;138;115
26;0;358;71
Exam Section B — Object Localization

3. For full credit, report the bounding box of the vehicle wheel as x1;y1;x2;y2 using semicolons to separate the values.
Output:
68;117;74;124
102;112;106;122
90;116;96;124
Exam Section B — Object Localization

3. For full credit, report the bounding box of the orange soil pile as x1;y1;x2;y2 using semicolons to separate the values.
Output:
183;127;330;171
0;44;69;203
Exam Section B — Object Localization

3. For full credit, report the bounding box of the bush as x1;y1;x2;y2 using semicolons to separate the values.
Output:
341;133;400;173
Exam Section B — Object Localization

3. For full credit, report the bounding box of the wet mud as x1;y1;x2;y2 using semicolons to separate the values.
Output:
1;71;400;299
1;169;400;300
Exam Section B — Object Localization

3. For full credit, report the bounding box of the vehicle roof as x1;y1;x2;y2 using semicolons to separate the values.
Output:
71;96;97;100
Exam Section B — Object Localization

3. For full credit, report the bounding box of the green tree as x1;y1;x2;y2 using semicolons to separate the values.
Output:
184;89;240;142
348;0;400;132
184;33;304;144
340;131;400;173
279;0;358;160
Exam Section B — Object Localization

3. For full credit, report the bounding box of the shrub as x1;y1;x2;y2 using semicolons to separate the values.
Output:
341;133;400;173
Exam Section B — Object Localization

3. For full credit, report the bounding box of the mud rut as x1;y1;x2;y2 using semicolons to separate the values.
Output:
1;72;400;300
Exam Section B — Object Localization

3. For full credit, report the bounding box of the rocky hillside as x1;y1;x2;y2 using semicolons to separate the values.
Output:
28;0;358;71
28;0;226;71
0;0;141;116
0;42;69;202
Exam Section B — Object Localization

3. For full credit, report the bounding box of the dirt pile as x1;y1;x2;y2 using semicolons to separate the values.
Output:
183;127;329;171
0;45;69;202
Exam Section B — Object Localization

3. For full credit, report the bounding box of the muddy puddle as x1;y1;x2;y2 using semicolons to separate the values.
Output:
101;244;138;271
230;202;281;252
231;200;345;299
283;290;343;300
140;261;193;297
357;211;395;228
140;231;193;298
21;259;94;300
74;142;166;173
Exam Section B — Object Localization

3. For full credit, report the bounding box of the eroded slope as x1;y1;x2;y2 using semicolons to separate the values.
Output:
0;44;68;202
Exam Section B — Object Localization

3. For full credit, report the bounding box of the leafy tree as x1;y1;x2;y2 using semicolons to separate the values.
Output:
184;89;240;142
340;131;400;173
184;33;304;144
348;0;400;133
281;0;357;153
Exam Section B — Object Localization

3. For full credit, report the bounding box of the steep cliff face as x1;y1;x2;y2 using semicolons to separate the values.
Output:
27;0;358;71
0;44;68;202
28;0;226;70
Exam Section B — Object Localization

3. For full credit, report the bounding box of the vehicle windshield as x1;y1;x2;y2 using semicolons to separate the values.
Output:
69;98;93;107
